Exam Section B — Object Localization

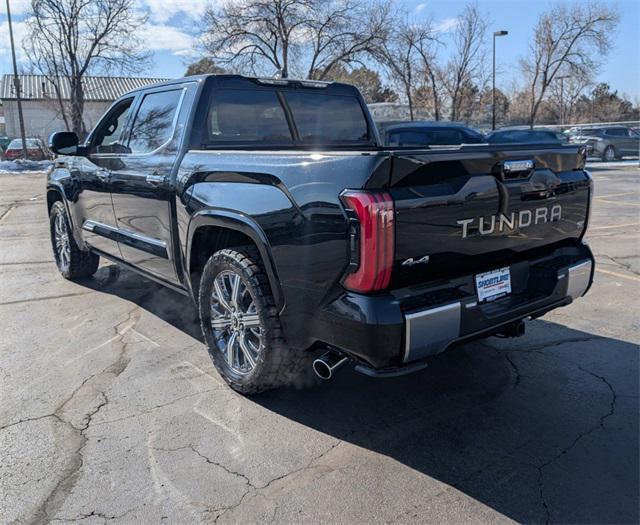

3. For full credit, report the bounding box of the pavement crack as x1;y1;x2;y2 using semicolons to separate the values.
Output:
0;291;94;306
0;203;17;223
91;388;219;427
598;254;640;276
28;307;145;522
52;508;136;522
482;335;604;355
577;366;617;429
212;440;343;523
0;413;72;432
493;348;522;389
189;444;255;487
536;363;618;524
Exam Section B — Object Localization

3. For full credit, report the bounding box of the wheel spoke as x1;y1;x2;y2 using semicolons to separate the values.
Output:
243;313;260;328
214;277;232;312
211;316;231;330
226;331;237;367
230;274;241;306
238;333;256;368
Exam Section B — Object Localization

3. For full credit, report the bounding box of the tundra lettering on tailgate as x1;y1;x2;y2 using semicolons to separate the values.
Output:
456;204;562;239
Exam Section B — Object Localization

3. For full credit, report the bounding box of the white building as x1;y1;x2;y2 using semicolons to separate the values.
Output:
0;74;169;140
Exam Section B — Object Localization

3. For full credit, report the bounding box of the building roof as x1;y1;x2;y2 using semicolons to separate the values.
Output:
1;74;170;102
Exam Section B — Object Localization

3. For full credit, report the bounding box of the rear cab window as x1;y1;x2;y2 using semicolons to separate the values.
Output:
207;90;293;145
283;92;369;145
199;80;373;149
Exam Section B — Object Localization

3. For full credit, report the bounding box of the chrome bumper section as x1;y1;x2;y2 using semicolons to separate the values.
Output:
566;260;593;300
402;259;593;363
403;302;462;363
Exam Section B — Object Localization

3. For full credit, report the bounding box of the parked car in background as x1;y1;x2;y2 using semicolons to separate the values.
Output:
382;121;485;146
568;126;640;161
0;135;12;157
3;138;50;161
486;128;567;145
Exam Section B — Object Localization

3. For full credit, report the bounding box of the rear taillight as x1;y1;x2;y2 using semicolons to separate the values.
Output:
340;190;394;293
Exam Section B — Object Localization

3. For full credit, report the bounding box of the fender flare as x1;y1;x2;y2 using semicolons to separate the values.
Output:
46;182;75;228
186;209;284;311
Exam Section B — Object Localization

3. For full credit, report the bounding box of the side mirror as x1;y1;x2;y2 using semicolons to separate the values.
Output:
49;131;80;156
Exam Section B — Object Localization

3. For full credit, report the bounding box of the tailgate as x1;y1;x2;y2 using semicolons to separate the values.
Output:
387;145;591;288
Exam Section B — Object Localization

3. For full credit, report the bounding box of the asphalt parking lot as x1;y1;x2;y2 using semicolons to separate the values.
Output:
1;164;638;524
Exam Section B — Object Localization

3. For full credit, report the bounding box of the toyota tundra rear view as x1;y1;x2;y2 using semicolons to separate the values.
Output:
46;74;594;393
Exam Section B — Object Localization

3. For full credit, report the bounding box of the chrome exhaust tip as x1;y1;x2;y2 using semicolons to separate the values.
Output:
312;350;348;380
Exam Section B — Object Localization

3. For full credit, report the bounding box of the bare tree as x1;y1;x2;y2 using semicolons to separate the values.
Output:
26;0;149;136
547;68;592;123
377;14;440;120
200;0;391;79
520;1;619;127
442;3;488;122
324;64;397;103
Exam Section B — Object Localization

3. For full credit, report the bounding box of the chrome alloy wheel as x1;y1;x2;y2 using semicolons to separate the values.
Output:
210;270;263;374
54;212;71;269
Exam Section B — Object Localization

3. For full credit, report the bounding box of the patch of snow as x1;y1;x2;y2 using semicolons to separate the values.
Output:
0;159;53;174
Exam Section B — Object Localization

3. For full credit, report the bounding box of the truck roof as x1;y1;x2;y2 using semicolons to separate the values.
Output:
124;74;359;97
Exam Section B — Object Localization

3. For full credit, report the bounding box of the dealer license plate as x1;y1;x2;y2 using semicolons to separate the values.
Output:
475;267;511;303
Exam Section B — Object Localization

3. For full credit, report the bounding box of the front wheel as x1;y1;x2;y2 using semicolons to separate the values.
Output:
198;248;311;394
49;201;99;280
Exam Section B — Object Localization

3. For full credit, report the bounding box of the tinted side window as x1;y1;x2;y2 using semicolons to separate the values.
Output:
128;90;182;153
207;89;292;144
605;128;626;137
284;92;369;144
93;98;133;154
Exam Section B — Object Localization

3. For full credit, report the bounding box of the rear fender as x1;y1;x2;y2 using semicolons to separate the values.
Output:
186;210;284;310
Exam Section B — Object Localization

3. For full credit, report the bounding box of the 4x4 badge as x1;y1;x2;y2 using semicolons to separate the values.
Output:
402;255;430;267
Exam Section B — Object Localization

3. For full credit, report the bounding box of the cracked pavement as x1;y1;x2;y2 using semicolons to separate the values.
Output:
1;166;638;524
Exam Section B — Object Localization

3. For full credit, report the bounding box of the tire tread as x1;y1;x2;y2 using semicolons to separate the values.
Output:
198;248;312;394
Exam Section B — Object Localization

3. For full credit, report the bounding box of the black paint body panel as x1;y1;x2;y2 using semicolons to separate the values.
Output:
46;74;594;371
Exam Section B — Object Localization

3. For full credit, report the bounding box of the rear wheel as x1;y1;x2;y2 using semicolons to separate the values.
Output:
198;248;311;394
49;201;99;280
602;146;616;162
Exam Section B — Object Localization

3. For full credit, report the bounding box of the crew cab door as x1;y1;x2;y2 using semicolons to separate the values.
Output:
109;85;192;284
75;97;135;257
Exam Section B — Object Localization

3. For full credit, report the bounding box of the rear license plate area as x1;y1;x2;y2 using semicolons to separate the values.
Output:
475;267;511;303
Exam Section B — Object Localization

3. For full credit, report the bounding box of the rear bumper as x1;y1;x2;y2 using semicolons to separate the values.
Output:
315;242;594;370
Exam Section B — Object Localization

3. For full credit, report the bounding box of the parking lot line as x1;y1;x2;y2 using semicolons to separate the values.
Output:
594;192;637;199
596;268;640;282
594;198;639;206
590;222;639;231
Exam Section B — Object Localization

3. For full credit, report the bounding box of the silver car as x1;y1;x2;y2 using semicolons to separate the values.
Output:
568;126;640;161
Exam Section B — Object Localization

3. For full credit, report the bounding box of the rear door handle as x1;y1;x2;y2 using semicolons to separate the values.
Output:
145;174;166;186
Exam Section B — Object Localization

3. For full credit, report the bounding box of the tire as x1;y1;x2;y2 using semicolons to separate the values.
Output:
198;248;312;394
49;201;99;280
602;146;616;162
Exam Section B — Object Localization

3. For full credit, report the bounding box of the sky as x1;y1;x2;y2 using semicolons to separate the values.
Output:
1;0;638;100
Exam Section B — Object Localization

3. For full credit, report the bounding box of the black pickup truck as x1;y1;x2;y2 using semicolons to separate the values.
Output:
47;75;594;393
